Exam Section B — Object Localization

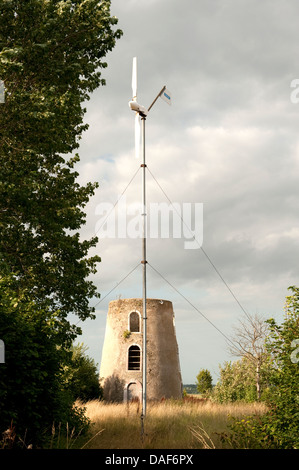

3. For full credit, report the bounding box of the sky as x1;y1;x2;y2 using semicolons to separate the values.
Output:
73;0;299;384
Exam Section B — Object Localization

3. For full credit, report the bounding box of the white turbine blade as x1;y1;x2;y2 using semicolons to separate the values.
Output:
135;112;140;158
132;57;137;101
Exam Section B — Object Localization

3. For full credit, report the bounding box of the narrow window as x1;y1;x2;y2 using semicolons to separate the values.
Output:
129;311;140;332
128;345;141;370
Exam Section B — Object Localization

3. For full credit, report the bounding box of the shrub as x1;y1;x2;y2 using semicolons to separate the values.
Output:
213;357;270;403
196;369;213;396
0;274;90;448
63;343;103;402
221;287;299;449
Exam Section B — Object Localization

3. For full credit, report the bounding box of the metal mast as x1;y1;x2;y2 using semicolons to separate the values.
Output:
141;115;147;420
128;57;171;422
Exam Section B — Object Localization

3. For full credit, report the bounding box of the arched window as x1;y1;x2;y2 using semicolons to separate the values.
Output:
128;345;141;371
129;311;140;332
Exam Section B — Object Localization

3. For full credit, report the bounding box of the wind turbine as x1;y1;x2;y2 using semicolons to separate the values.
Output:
128;57;171;421
129;57;147;159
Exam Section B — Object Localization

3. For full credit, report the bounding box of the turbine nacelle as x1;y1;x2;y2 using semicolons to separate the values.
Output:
128;100;148;117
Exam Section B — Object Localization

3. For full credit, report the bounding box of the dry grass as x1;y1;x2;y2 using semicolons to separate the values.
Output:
75;398;267;449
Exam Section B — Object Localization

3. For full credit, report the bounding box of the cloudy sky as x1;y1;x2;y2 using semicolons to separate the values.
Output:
74;0;299;384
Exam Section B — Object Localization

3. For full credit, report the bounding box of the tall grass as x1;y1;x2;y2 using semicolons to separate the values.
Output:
74;398;267;449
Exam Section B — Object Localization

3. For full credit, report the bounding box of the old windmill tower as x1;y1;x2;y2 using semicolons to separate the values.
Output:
99;58;182;408
100;298;182;402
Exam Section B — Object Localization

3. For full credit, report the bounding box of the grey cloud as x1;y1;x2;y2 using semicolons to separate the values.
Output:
74;0;299;382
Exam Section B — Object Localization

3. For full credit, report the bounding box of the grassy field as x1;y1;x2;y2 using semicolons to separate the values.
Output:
67;397;267;450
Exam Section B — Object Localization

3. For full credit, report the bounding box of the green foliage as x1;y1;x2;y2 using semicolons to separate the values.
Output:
220;415;274;449
222;286;299;448
260;287;299;448
63;343;103;402
0;0;122;447
123;330;131;339
0;272;88;447
196;369;213;396
213;358;270;403
0;0;122;324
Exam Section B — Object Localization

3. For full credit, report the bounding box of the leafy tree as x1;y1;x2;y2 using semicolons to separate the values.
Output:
223;287;299;448
63;343;103;402
213;357;270;403
0;0;122;447
261;286;299;448
228;313;269;400
0;270;89;447
0;0;122;329
196;369;213;396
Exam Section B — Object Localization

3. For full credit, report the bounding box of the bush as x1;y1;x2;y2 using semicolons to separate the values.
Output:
63;343;103;402
220;414;275;449
221;287;299;449
196;369;213;396
0;274;90;448
213;357;270;403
